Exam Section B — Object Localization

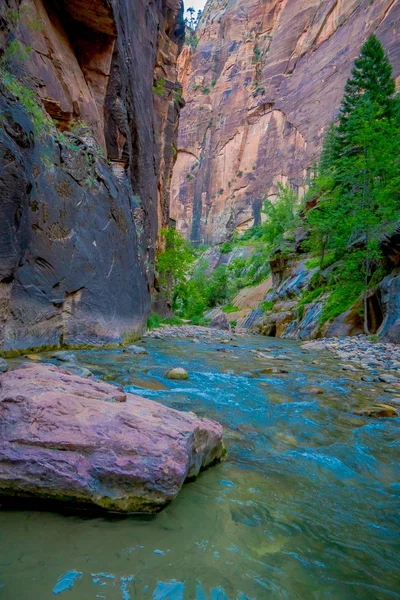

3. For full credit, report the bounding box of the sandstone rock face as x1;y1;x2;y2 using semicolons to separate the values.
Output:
0;363;224;512
171;0;400;244
378;273;400;342
0;0;184;351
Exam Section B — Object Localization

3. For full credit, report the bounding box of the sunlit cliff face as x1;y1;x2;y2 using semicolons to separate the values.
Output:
171;0;400;245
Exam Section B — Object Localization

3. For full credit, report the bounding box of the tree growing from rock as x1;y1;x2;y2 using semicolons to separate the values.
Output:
306;34;400;332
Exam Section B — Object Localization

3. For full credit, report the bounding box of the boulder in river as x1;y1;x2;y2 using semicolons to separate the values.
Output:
209;312;231;331
167;367;189;380
61;363;93;378
0;358;8;373
123;344;150;355
51;351;78;363
0;364;223;513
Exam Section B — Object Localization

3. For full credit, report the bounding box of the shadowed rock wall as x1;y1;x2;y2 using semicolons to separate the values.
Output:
171;0;400;244
0;0;184;351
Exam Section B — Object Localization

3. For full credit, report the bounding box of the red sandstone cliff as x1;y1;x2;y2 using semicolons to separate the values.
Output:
171;0;400;244
0;0;184;350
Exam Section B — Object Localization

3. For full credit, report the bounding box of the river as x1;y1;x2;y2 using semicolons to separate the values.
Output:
0;335;399;599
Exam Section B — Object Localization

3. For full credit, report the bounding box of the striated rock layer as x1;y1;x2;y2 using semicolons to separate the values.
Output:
171;0;400;244
0;0;184;351
0;363;224;512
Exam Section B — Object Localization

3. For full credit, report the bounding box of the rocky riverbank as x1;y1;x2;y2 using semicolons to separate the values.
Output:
302;336;400;378
144;324;246;341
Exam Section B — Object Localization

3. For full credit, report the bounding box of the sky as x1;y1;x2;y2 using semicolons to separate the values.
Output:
184;0;207;15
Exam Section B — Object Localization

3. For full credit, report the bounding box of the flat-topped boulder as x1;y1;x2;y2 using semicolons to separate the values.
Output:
0;364;224;513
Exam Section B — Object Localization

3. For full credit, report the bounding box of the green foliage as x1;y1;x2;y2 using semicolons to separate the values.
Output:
211;79;217;87
0;69;51;135
320;279;364;325
174;88;183;104
157;228;195;298
261;300;274;312
305;252;335;270
147;313;162;330
304;35;400;330
2;40;32;65
187;35;199;49
153;78;166;96
6;8;20;25
220;241;234;254
69;118;87;133
163;315;185;326
298;287;324;306
222;304;239;314
261;185;300;248
242;245;271;285
202;87;210;95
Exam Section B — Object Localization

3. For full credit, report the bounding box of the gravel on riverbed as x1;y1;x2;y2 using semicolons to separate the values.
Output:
144;325;246;341
301;336;400;381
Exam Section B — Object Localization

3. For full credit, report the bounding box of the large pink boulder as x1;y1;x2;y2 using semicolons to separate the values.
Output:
0;364;224;513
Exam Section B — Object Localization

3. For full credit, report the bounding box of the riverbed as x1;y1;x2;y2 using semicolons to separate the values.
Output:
1;335;399;599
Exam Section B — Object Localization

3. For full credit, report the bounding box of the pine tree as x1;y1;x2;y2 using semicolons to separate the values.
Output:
339;34;396;130
318;123;339;174
305;35;399;331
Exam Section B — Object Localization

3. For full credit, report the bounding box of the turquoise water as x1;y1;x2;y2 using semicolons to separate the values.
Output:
1;335;399;599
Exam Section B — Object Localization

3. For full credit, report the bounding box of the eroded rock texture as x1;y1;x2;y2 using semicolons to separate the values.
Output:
0;0;184;351
0;363;224;512
171;0;400;244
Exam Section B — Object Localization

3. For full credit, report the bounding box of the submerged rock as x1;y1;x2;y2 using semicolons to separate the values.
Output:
166;367;189;380
355;404;399;418
378;374;399;384
0;358;8;373
0;364;223;513
124;345;150;355
26;354;42;361
61;363;93;378
52;351;78;363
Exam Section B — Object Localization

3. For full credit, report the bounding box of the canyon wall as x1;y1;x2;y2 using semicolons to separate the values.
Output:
0;0;184;351
171;0;400;245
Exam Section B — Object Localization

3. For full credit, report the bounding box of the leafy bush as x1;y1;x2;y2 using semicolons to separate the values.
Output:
153;78;166;96
187;35;199;49
222;304;239;314
0;69;51;135
261;300;274;312
147;313;162;330
320;280;364;325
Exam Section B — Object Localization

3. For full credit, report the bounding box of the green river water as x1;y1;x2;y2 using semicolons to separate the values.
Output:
0;335;399;599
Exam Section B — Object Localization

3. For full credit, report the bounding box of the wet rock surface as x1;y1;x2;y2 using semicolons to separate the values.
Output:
123;344;150;355
166;367;189;380
0;363;224;513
